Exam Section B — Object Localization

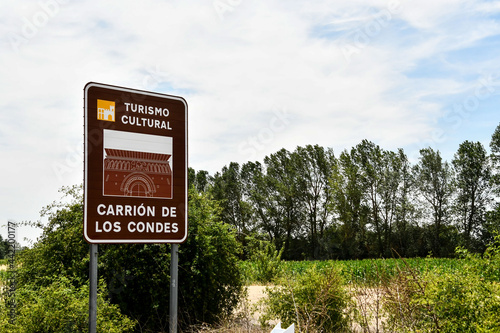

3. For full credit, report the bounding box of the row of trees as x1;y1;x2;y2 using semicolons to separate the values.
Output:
190;123;500;260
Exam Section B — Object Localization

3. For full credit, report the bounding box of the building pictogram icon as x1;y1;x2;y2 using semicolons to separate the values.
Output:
97;99;115;122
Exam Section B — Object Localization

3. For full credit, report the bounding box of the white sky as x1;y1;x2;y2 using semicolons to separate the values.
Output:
1;0;500;245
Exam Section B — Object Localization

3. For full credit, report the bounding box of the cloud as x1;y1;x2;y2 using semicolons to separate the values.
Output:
1;0;500;243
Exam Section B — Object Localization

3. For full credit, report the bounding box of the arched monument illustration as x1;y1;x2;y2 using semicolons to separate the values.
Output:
103;148;172;199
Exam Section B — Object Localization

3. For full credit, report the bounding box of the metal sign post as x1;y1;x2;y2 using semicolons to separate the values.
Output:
89;244;98;333
170;244;179;333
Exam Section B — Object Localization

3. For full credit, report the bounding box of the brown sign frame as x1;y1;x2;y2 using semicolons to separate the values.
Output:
84;82;188;243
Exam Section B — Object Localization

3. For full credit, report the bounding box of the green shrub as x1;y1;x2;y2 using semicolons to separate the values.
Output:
261;264;351;332
14;186;245;331
423;270;500;332
384;238;500;332
177;189;244;326
0;276;136;333
248;240;284;283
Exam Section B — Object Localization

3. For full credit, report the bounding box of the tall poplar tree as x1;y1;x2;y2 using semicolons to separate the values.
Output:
264;149;304;257
414;147;454;256
392;148;419;257
452;141;492;250
330;148;369;258
486;123;500;239
210;162;256;252
294;145;335;258
490;122;500;189
352;140;389;256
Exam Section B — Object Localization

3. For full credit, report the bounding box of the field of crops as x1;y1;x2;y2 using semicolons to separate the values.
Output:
241;257;465;285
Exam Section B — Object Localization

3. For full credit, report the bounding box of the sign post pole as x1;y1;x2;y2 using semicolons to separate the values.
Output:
170;243;179;333
89;243;98;333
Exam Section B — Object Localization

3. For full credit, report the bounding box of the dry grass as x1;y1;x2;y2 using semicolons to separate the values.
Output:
350;286;387;333
187;284;390;333
186;286;269;333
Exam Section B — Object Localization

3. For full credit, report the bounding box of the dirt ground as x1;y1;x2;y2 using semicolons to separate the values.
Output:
244;285;269;324
244;285;385;332
247;285;267;305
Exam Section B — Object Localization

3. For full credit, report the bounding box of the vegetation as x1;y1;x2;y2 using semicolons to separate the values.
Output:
383;236;500;332
1;186;244;332
194;122;500;260
239;238;500;332
178;190;244;326
0;277;136;333
0;236;12;260
241;256;465;287
244;239;284;284
2;123;500;332
261;264;351;332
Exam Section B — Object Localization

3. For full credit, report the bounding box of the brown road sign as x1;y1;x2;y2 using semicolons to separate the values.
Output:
84;82;187;243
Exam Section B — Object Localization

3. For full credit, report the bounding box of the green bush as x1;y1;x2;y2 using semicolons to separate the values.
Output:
248;239;284;283
386;269;500;333
261;264;351;332
0;276;136;333
13;186;245;331
178;189;244;326
384;237;500;332
422;270;500;332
